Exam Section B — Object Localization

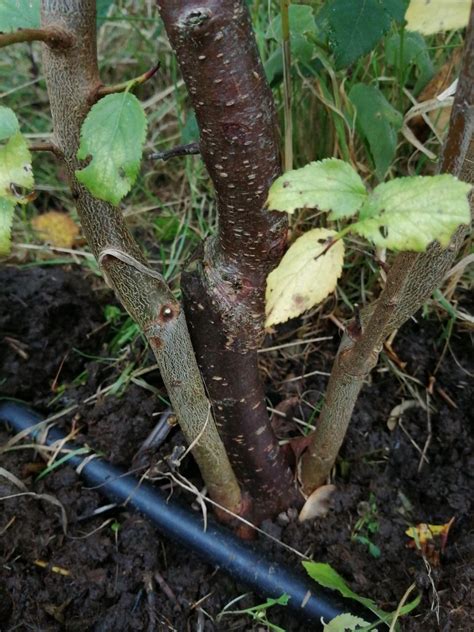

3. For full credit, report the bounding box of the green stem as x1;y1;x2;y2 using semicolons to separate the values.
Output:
281;0;293;171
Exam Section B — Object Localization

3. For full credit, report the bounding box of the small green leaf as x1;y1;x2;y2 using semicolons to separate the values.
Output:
76;92;147;205
0;106;20;142
0;197;15;256
316;0;407;69
323;613;372;631
265;228;345;327
303;562;388;621
352;175;472;251
349;84;403;181
267;159;367;218
0;0;40;31
0;131;34;200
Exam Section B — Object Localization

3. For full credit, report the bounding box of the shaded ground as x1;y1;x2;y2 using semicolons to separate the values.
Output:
0;266;472;631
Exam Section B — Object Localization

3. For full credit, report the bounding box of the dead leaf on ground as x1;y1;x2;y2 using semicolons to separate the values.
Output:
298;484;336;522
405;517;455;566
32;211;80;248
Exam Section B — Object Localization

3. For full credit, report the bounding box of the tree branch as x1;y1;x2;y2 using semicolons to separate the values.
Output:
148;142;200;161
0;27;73;49
39;0;242;518
93;62;161;100
300;3;474;493
157;0;300;521
28;141;62;157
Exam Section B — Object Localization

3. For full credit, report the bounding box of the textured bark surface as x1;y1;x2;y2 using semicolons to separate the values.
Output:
300;6;474;493
157;0;299;518
39;0;242;516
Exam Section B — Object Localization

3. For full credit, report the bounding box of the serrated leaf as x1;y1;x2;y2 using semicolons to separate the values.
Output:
267;159;367;219
265;228;344;327
0;106;20;142
0;131;34;200
316;0;406;69
76;92;147;205
349;84;403;181
405;0;470;35
0;197;15;256
0;0;40;32
352;175;472;251
323;613;372;631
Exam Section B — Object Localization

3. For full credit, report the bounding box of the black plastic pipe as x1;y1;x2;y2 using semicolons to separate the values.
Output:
0;402;371;628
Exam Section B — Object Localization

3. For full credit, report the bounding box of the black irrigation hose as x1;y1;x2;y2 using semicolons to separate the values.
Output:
0;402;371;628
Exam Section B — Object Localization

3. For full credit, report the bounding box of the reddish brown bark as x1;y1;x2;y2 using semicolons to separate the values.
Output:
156;0;300;519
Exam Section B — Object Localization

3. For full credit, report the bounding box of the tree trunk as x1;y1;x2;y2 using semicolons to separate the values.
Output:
156;0;301;520
300;4;474;493
39;0;242;517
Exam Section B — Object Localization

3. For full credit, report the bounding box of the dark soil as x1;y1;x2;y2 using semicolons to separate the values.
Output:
0;265;472;631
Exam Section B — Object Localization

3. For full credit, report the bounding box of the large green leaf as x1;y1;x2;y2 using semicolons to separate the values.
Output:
76;92;148;206
316;0;407;69
0;0;40;32
0;131;34;200
349;84;403;181
267;159;367;219
0;197;15;256
265;228;345;326
353;175;472;251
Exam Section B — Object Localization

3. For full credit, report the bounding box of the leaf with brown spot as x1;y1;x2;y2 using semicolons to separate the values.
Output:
265;228;345;327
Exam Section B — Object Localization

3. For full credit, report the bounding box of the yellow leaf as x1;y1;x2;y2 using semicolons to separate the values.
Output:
406;0;470;35
265;228;344;327
405;518;454;545
32;211;80;248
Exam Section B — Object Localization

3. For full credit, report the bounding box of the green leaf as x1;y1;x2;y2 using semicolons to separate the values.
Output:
267;159;367;219
265;5;317;41
76;92;147;205
265;228;345;327
0;0;40;32
0;197;15;256
0;131;34;200
304;562;420;629
352;175;472;251
323;613;372;631
303;562;389;621
97;0;114;23
264;5;317;84
349;84;403;181
385;32;434;94
0;106;20;142
316;0;407;69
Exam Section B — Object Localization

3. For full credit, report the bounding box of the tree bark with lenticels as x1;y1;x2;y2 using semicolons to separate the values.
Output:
156;0;301;521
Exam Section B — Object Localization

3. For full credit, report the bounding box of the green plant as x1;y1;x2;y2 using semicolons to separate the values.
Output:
0;0;472;540
351;494;381;558
217;593;290;631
